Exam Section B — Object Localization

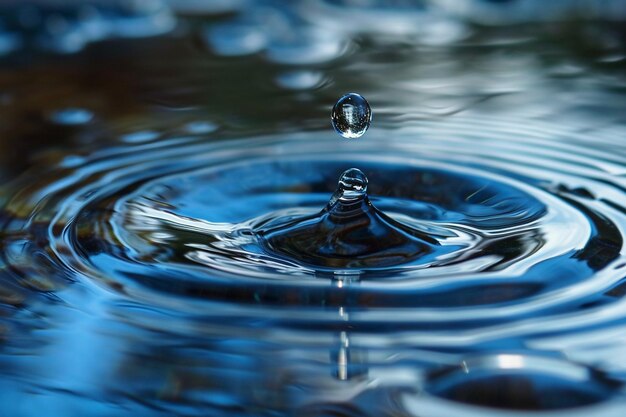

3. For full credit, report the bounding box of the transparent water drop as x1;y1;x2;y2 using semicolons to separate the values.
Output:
331;93;372;139
336;168;368;202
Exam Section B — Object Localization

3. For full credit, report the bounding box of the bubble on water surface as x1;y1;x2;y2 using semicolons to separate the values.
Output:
331;93;372;139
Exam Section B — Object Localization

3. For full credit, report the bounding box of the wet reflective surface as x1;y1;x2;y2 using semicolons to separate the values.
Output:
0;1;626;416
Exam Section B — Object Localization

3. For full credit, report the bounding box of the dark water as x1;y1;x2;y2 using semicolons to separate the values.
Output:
1;1;626;416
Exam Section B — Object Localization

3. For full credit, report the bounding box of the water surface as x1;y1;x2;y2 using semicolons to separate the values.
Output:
0;1;626;416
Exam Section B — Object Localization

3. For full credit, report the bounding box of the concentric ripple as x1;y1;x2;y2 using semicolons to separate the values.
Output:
0;1;625;414
2;109;626;416
2;115;624;331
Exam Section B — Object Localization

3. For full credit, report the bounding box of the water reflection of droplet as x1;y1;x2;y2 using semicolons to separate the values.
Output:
332;93;372;139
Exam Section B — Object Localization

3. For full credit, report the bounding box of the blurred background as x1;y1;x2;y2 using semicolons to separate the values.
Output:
0;0;625;184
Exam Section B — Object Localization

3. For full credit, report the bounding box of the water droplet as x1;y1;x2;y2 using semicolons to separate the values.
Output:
331;93;372;139
336;168;368;201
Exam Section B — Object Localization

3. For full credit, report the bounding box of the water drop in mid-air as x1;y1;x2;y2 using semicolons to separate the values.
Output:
331;93;372;139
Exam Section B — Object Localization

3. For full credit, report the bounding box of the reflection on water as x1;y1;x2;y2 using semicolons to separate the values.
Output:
0;1;626;416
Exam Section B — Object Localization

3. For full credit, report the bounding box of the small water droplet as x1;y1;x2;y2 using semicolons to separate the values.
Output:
337;168;368;201
331;93;372;139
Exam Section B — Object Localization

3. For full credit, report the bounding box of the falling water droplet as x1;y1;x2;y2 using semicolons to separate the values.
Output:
331;93;372;139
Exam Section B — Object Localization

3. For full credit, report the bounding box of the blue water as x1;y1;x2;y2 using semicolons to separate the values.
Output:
0;1;625;416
